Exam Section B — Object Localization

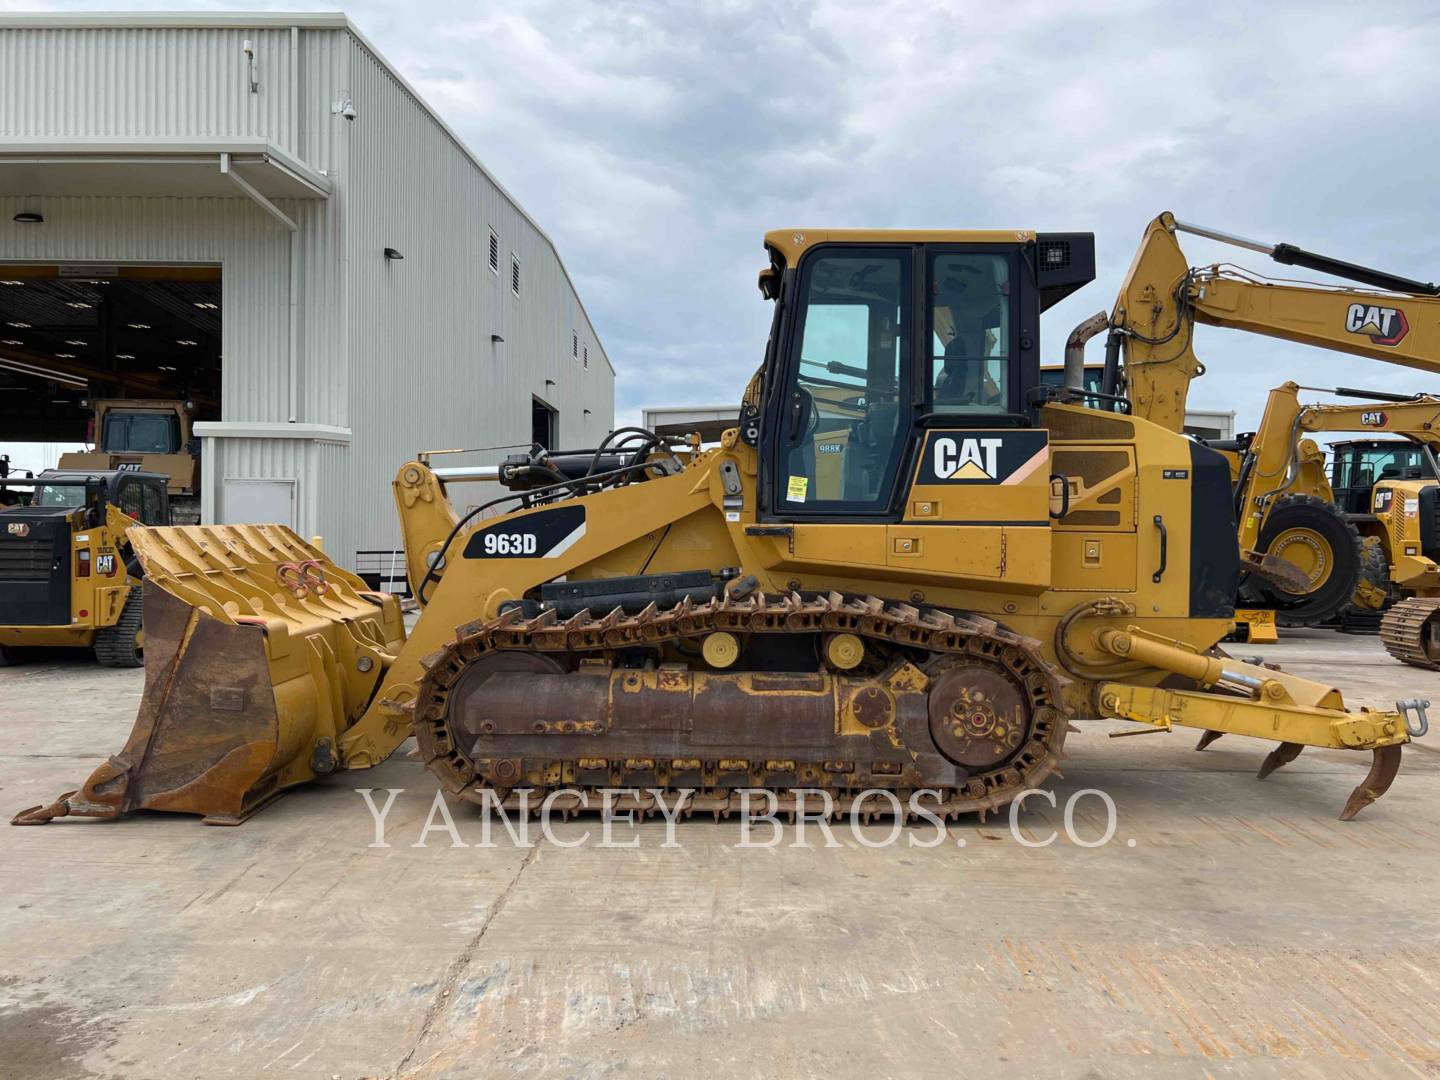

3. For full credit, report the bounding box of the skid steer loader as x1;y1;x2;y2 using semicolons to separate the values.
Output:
1;469;171;667
14;220;1427;829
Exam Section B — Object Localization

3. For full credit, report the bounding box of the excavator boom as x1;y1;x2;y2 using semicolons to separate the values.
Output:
1112;212;1440;433
1104;212;1440;630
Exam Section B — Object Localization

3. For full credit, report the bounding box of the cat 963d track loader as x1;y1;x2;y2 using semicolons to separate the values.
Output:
14;219;1428;829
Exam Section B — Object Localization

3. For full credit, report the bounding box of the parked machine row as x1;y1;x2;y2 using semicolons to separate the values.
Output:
12;212;1436;831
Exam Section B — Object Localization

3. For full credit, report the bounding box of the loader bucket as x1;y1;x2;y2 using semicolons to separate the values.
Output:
12;525;406;826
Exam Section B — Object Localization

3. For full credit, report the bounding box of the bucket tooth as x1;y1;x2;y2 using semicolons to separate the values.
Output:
1257;741;1305;780
1339;745;1403;821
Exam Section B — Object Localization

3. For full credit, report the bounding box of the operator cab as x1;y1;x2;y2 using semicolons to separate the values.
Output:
100;408;183;455
755;230;1095;518
1329;439;1438;516
2;469;171;527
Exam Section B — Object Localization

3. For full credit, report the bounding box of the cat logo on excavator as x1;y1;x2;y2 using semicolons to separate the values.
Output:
1345;302;1409;346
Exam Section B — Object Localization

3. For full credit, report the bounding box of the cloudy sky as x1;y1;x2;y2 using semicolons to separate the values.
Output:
6;0;1440;443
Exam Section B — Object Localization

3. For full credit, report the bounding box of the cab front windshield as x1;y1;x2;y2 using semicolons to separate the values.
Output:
781;251;907;507
102;411;180;454
1335;444;1435;491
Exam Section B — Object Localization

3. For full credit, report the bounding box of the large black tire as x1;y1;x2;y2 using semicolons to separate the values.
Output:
1253;494;1364;627
1354;536;1392;609
94;593;144;668
0;643;15;666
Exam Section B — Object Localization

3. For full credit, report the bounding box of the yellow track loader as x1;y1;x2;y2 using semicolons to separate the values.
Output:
14;220;1428;829
59;399;202;524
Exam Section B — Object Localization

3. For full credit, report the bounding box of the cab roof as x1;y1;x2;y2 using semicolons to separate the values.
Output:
32;468;170;484
764;228;1039;264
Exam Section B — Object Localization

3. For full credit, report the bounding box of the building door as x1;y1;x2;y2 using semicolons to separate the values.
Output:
532;396;558;450
221;478;296;529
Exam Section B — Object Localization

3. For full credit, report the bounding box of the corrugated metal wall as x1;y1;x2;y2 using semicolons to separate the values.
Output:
0;26;300;154
1;19;616;570
341;31;615;554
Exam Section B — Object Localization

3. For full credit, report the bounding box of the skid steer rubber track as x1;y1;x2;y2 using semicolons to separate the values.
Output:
1381;596;1440;670
412;591;1073;821
94;593;144;668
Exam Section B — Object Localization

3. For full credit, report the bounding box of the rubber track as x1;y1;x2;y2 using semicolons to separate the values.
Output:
1380;596;1440;670
93;593;144;668
411;591;1073;821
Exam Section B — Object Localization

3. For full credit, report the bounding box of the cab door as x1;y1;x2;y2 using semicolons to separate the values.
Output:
762;246;915;573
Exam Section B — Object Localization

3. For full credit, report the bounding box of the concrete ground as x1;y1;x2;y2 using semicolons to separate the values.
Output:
2;628;1439;1079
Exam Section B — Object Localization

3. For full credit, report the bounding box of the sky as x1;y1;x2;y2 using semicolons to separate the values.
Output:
4;0;1440;445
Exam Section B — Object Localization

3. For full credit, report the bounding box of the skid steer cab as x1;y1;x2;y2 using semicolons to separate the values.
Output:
0;469;170;667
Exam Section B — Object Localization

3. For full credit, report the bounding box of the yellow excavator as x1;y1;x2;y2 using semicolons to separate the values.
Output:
14;217;1431;830
1092;213;1440;641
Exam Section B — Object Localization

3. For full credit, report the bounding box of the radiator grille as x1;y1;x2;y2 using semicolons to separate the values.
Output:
0;539;54;582
1046;411;1135;441
1421;487;1440;563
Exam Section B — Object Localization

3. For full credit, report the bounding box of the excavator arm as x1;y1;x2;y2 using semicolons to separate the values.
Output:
1234;385;1440;553
1111;211;1440;432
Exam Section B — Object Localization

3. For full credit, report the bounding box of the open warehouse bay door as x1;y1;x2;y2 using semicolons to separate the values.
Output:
0;265;220;521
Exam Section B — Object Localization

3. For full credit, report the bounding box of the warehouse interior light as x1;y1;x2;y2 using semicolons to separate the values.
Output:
13;212;44;224
0;265;222;438
384;247;404;260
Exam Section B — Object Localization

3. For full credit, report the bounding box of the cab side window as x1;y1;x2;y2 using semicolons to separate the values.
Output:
117;480;142;520
139;483;166;525
929;253;1012;414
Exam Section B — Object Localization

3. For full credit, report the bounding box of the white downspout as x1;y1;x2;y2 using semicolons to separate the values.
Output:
289;25;300;155
220;152;300;424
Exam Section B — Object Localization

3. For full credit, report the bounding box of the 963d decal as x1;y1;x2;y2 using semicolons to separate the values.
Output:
463;504;586;559
916;430;1050;485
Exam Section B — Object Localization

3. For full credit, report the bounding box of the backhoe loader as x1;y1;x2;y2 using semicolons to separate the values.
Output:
14;220;1427;830
1103;213;1440;646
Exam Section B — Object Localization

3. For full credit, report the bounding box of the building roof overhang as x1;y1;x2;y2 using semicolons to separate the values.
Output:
0;139;331;200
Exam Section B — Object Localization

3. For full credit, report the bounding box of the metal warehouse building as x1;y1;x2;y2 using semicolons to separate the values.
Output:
0;11;614;583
